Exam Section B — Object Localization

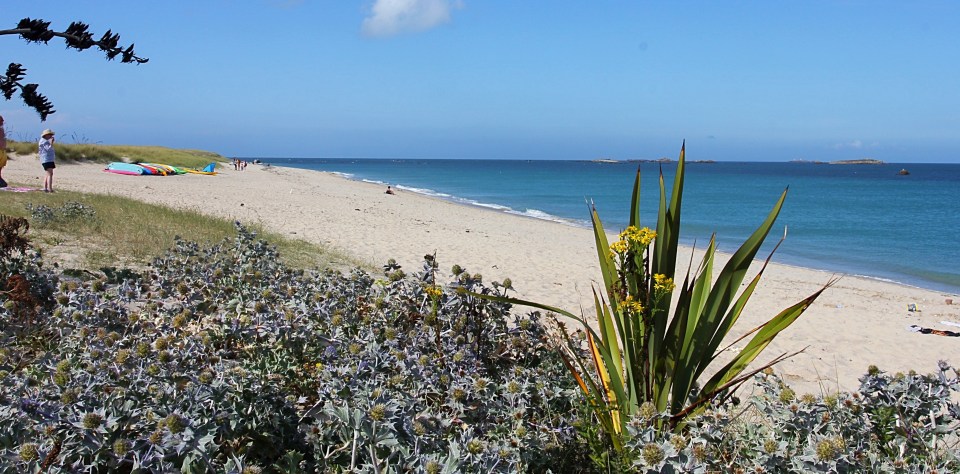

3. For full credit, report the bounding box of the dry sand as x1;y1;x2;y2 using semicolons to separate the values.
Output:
5;155;959;396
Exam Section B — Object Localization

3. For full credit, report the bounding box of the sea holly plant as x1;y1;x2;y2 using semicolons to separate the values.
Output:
480;143;833;450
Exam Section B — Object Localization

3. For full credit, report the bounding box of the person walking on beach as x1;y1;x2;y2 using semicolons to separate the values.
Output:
0;115;7;188
38;129;56;192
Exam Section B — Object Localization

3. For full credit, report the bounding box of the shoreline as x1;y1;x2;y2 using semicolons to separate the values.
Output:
266;159;960;295
388;181;952;294
4;155;958;395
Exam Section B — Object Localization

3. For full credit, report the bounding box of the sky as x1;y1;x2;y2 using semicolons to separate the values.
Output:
2;1;958;162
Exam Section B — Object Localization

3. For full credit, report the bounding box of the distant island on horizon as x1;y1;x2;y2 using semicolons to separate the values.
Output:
589;158;716;164
790;158;887;165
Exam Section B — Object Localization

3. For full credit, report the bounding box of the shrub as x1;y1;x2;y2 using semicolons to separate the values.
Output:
618;363;960;472
0;214;58;344
0;223;584;472
26;201;97;227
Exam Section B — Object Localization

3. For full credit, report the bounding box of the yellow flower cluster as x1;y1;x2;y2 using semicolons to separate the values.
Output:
653;274;675;292
622;295;645;314
609;226;656;258
621;226;657;247
609;239;630;256
424;285;443;298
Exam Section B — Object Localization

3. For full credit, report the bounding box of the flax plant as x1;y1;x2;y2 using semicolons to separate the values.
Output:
484;143;832;450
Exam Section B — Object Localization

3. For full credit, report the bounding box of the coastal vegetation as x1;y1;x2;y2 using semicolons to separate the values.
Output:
0;146;957;472
6;142;225;169
0;188;360;274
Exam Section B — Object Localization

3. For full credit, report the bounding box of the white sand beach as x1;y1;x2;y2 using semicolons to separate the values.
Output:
5;155;959;396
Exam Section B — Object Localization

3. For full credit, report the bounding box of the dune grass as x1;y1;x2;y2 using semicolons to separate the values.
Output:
6;141;226;169
0;188;365;274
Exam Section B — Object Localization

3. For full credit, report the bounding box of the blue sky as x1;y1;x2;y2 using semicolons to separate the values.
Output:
2;1;958;162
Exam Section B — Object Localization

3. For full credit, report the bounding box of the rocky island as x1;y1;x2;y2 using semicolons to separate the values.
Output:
829;159;886;165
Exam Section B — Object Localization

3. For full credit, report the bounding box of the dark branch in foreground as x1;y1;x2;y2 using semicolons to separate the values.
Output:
1;18;148;121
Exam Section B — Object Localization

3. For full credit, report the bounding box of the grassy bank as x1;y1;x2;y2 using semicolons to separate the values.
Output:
0;188;365;274
6;141;226;169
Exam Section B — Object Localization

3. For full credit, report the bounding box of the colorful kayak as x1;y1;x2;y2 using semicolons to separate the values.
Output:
137;164;163;175
180;162;218;175
137;163;165;175
142;163;181;175
104;162;147;175
183;168;217;175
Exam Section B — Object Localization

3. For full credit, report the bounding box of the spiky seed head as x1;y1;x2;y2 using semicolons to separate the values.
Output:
642;443;664;466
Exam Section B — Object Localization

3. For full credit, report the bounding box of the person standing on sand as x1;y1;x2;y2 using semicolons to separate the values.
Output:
38;129;56;192
0;115;7;188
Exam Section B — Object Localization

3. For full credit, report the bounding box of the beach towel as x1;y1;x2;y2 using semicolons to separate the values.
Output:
940;321;960;328
907;325;960;337
0;186;41;192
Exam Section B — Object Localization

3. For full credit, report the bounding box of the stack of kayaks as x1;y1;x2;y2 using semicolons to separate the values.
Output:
104;162;218;176
142;163;178;175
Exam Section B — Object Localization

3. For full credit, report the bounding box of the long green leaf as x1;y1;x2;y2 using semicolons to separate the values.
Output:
469;292;583;324
555;335;622;449
669;238;717;411
682;189;788;384
701;281;833;392
593;287;625;395
590;204;617;312
588;321;630;432
656;268;693;410
657;238;702;410
704;228;790;368
555;321;608;401
629;165;642;228
686;236;717;331
649;143;685;406
592;202;639;408
678;254;770;408
672;348;804;424
652;141;685;283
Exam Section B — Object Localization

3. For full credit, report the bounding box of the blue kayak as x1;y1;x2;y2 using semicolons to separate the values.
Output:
104;162;148;175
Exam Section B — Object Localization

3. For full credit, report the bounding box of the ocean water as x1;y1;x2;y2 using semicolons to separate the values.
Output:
259;158;960;294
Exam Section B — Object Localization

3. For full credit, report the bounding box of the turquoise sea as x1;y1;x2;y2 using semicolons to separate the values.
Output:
259;158;960;294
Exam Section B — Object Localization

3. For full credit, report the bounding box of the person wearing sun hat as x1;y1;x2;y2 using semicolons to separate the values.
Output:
38;128;56;192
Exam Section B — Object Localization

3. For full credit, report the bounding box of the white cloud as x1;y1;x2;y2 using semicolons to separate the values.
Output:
362;0;462;37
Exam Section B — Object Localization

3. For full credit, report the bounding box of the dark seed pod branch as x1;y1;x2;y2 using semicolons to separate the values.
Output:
0;17;148;120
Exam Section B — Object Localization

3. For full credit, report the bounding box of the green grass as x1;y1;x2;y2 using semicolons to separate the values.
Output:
6;141;226;169
0;188;367;274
